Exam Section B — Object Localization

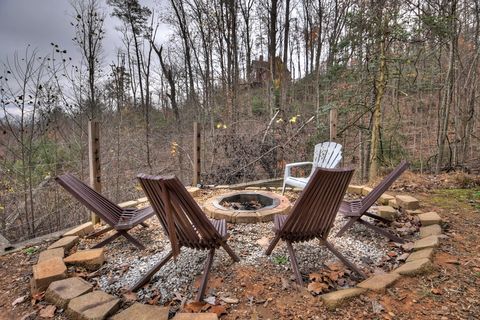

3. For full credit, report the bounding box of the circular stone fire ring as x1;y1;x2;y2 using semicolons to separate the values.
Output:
203;191;291;223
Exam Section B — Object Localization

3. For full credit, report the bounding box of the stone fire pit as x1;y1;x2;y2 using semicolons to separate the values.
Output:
203;191;291;223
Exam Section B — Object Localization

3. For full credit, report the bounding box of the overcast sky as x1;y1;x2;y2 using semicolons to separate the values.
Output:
0;0;171;65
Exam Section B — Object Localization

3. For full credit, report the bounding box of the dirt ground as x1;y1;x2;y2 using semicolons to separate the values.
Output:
1;173;479;320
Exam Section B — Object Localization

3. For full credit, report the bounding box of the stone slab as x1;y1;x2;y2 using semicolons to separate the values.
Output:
173;314;219;320
395;195;420;210
420;224;442;238
186;186;201;196
418;212;442;226
31;257;67;294
413;235;439;251
377;206;397;221
320;288;366;310
379;194;395;205
38;248;64;263
406;248;434;263
406;209;423;215
362;187;373;196
63;222;94;238
388;199;399;209
45;277;93;309
357;273;401;292
47;236;79;251
118;200;138;208
111;303;169;320
67;291;120;320
64;248;105;271
393;258;432;276
347;185;364;194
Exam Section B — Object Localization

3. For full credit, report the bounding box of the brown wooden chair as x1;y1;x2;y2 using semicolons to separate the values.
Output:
56;173;154;249
336;161;408;243
265;167;365;286
131;174;240;301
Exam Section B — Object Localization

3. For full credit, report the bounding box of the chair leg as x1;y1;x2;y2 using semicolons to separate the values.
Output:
265;234;281;256
357;219;405;243
364;212;391;224
92;231;122;248
281;181;286;195
196;248;215;302
286;241;303;286
87;226;113;239
131;251;175;291
323;240;366;279
121;231;146;250
336;217;358;237
220;242;240;262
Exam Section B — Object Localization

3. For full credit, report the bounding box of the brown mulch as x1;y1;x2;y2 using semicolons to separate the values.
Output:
1;173;479;319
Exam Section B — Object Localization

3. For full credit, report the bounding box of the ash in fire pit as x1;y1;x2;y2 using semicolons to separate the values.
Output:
219;193;275;211
204;191;291;223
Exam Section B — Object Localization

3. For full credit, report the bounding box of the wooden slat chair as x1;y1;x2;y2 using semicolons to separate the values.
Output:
131;174;240;301
55;173;154;249
282;141;342;195
335;161;409;243
266;167;365;286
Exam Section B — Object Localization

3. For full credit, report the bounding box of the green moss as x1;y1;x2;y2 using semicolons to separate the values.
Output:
430;188;480;211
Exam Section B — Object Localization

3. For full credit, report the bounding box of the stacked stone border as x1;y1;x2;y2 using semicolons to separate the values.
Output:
27;182;442;318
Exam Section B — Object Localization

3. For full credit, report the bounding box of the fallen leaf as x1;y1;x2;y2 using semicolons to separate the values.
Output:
204;296;216;305
39;305;56;318
220;297;239;304
431;288;443;295
326;263;343;271
309;273;323;282
12;295;27;306
183;301;205;313
209;305;228;316
307;282;329;295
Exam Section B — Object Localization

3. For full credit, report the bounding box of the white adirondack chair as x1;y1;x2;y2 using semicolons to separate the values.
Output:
282;142;343;194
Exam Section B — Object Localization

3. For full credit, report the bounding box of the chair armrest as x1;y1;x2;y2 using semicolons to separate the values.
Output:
284;162;314;179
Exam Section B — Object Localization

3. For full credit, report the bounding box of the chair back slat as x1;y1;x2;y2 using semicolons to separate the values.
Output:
137;174;222;249
312;142;343;170
359;161;408;212
281;167;354;241
56;174;123;226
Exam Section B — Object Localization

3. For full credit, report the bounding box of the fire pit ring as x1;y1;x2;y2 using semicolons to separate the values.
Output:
203;191;291;223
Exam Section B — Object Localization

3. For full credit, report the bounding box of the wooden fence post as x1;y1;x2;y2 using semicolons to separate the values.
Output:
88;120;101;224
329;108;337;141
193;122;201;186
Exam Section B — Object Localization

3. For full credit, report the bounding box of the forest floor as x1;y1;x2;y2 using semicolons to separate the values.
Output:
1;172;479;320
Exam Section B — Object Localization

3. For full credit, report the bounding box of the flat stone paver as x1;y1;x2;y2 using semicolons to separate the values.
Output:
388;199;399;209
362;187;373;196
406;209;423;215
348;185;364;194
118;200;138;208
418;212;442;226
67;291;120;320
420;224;442;238
357;273;401;292
63;222;94;238
393;258;432;276
379;194;395;205
173;314;219;320
31;257;67;294
47;236;79;251
111;303;169;320
45;277;93;309
395;195;420;210
406;248;434;263
38;248;64;263
377;206;397;221
413;235;439;251
320;288;366;310
64;248;105;271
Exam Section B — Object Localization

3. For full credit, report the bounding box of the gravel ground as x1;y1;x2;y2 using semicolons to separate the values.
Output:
91;189;417;304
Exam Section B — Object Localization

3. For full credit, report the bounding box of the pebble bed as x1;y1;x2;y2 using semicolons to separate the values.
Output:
91;189;414;304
